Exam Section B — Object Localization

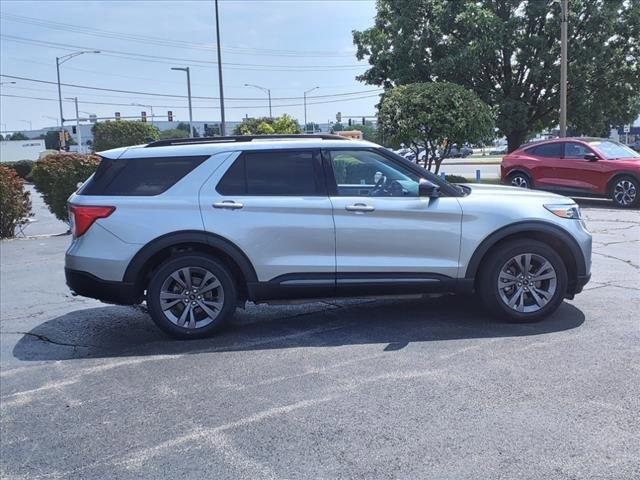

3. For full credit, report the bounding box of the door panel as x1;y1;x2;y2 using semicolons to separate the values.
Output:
325;148;463;280
526;142;563;186
199;150;335;282
553;142;608;192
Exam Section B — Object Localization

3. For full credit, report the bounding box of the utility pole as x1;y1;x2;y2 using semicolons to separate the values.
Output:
66;97;82;153
214;0;226;136
304;86;319;133
559;0;568;137
171;67;194;137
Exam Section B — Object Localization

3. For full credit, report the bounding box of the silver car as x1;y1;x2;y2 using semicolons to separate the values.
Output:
65;134;592;339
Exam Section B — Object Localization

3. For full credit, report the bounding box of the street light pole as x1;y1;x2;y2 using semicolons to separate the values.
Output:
214;0;226;136
244;84;272;118
171;67;194;137
304;86;319;133
559;0;568;137
56;50;100;149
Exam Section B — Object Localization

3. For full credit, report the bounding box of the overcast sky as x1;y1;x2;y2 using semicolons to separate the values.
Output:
0;0;379;132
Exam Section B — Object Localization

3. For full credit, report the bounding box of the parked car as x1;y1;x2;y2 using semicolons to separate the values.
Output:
490;145;508;155
66;134;591;339
501;137;640;208
627;141;640;153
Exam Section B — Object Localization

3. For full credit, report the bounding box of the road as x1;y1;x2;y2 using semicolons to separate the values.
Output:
1;203;638;479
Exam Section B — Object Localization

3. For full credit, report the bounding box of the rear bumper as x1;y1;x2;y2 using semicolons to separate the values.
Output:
65;268;140;305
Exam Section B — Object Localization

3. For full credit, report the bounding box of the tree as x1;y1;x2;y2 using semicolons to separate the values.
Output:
351;123;379;142
305;122;321;133
234;114;302;135
353;0;640;151
8;132;28;141
159;128;190;140
378;82;494;173
176;122;190;133
92;121;159;151
331;122;345;132
38;130;75;149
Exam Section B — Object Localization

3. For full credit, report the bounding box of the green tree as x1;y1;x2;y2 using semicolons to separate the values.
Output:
159;128;190;140
92;121;159;151
354;0;640;151
378;82;494;173
8;132;28;141
234;114;302;135
38;130;75;150
176;122;190;133
351;123;379;142
305;122;321;133
331;122;345;132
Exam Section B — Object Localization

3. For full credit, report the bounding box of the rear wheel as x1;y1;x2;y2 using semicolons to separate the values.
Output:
610;176;638;208
508;172;531;189
479;240;567;322
147;254;237;339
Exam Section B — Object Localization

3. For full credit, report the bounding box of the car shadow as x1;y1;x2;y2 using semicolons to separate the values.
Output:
574;197;639;210
12;295;585;362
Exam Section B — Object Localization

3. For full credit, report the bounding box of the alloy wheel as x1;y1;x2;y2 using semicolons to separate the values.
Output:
613;179;637;206
497;253;557;313
511;176;528;188
159;266;224;329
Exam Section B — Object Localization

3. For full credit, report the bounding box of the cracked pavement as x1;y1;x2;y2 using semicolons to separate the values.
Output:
1;201;639;479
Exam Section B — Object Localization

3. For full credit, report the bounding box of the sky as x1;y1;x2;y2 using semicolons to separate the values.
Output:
0;0;379;132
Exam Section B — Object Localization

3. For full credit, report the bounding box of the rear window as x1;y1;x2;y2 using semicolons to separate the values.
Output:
79;156;208;196
527;143;562;157
216;150;323;196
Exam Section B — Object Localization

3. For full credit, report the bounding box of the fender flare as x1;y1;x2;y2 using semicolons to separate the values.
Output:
123;230;258;286
464;221;587;279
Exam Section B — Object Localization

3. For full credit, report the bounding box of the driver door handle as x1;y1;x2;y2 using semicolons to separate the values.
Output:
345;203;375;213
213;200;243;210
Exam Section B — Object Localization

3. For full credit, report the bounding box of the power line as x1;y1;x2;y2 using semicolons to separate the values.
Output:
0;13;356;58
0;74;383;101
0;34;365;71
0;92;382;110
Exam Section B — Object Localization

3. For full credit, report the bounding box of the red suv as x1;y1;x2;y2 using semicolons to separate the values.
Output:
501;137;640;208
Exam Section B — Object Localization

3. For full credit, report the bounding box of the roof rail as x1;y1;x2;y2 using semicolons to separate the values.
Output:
144;134;349;148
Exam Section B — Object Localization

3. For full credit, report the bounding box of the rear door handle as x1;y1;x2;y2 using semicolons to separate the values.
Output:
345;203;375;212
213;201;243;210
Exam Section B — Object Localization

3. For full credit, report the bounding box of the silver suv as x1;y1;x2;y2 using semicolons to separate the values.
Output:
65;135;592;339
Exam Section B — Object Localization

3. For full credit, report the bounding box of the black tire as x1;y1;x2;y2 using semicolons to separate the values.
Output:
478;239;568;322
609;175;639;208
147;253;237;339
507;171;531;189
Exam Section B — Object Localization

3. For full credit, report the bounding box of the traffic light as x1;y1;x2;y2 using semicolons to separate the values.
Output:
348;119;352;126
336;111;342;123
72;126;77;134
362;117;366;125
58;131;65;143
64;131;70;142
115;112;121;121
141;111;147;122
167;111;173;122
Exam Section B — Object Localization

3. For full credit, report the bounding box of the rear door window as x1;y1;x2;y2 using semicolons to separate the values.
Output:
528;143;562;158
216;150;323;196
80;156;208;196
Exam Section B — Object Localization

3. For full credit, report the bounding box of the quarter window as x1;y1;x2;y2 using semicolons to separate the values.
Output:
216;150;322;196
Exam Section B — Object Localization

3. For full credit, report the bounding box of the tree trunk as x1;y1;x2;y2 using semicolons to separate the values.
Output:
506;131;527;153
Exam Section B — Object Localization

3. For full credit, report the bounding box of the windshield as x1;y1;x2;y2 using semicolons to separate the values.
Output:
587;140;640;159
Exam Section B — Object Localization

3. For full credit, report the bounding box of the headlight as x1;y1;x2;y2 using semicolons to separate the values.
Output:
544;204;581;219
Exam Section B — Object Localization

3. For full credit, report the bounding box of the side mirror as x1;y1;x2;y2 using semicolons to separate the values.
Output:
584;153;599;162
419;178;440;198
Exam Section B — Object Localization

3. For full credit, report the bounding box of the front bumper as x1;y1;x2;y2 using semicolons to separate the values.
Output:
573;273;591;295
65;268;140;305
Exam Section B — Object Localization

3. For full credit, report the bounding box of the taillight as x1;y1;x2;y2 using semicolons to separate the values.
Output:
69;205;115;238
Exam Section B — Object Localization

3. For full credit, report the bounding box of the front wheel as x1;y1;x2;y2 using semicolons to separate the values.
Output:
478;240;568;322
147;254;237;339
610;176;638;208
507;172;531;189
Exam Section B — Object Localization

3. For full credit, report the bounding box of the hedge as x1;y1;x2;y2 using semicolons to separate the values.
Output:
30;153;101;223
4;160;36;180
0;165;32;238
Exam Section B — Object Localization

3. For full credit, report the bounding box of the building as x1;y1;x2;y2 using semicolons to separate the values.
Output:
0;139;46;162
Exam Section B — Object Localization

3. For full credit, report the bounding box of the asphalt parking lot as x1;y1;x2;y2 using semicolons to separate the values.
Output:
1;201;638;479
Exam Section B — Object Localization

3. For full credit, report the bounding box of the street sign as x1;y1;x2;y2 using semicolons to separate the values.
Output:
168;111;173;122
115;112;121;121
623;124;631;133
141;111;147;122
89;114;97;123
336;111;342;123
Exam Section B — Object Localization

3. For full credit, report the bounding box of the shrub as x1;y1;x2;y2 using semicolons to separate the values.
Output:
444;174;468;183
92;121;159;151
4;160;35;180
159;128;190;140
30;153;100;222
0;165;32;238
